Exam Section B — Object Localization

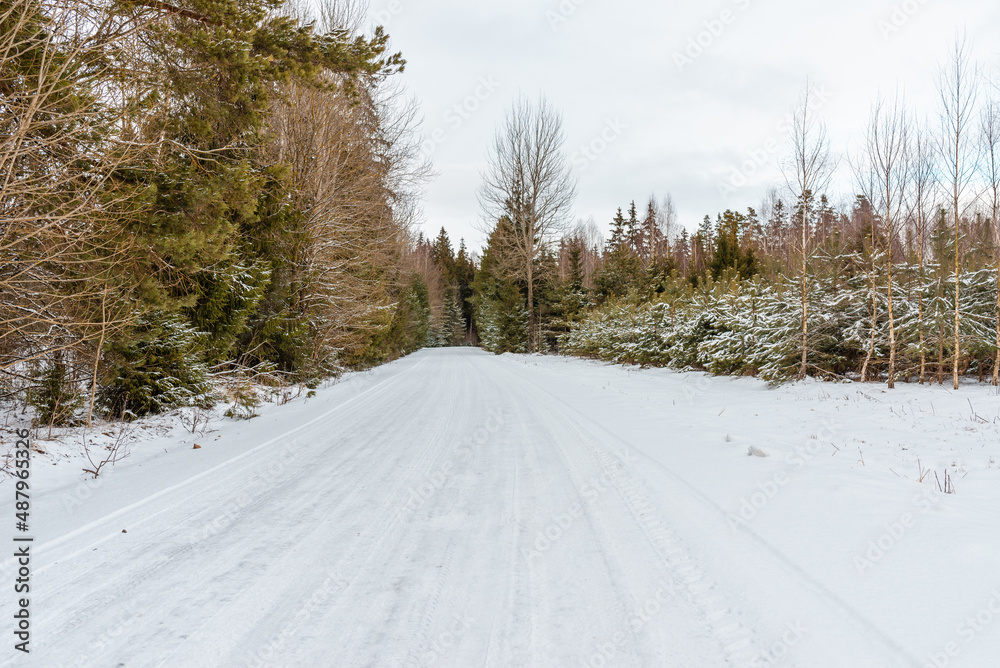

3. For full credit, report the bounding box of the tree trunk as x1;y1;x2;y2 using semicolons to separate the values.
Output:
885;167;896;390
862;294;876;382
799;209;808;378
527;253;535;353
995;255;1000;386
953;179;961;390
861;254;877;382
87;288;109;428
938;318;945;385
918;307;926;384
887;264;896;389
918;232;926;384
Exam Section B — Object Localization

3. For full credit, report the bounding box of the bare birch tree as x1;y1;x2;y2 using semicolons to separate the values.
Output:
479;96;577;351
783;84;836;378
908;121;938;384
982;85;1000;386
937;35;979;390
855;95;910;388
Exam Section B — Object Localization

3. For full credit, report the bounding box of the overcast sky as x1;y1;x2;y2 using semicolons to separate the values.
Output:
365;0;1000;251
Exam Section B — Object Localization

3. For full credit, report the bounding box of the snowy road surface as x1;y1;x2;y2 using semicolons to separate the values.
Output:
5;348;1000;667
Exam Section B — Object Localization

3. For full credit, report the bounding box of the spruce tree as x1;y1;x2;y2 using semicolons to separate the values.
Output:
607;208;629;252
596;206;644;301
472;217;529;353
626;201;641;253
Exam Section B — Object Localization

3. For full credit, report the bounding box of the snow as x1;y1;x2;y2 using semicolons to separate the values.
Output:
2;348;999;667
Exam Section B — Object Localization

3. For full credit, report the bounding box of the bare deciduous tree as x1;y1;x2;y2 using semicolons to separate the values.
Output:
783;83;836;378
266;16;428;368
981;87;1000;386
0;0;152;400
937;34;980;390
908;121;938;384
855;94;910;388
479;96;577;351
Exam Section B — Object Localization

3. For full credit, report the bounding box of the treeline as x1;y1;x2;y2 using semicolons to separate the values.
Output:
410;228;476;348
1;0;433;426
562;194;1000;383
468;41;1000;388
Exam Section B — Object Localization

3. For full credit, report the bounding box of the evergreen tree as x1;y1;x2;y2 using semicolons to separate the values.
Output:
641;199;665;265
454;240;477;339
607;208;629;252
626;201;641;253
568;241;586;291
711;210;758;280
596;207;644;301
119;0;403;369
472;217;529;353
433;228;457;283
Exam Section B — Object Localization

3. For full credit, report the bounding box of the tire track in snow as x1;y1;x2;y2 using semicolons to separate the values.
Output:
28;355;430;576
170;357;476;667
31;357;449;667
480;438;521;668
580;432;761;665
522;403;657;662
261;373;467;667
31;372;429;637
495;356;922;667
502;419;544;666
400;537;456;668
506;364;756;665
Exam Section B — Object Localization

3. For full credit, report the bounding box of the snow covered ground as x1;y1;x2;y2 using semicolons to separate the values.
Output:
2;348;999;667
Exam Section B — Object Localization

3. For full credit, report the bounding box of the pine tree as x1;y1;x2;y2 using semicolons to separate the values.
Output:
711;211;758;280
119;0;404;375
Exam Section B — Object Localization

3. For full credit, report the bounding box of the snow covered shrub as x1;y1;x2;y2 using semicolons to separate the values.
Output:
564;274;862;381
563;262;1000;383
98;314;212;420
28;354;82;427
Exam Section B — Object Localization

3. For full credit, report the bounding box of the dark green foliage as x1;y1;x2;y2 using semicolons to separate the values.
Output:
98;315;212;420
594;252;643;302
606;208;629;253
540;273;591;352
595;207;645;302
432;228;456;280
710;210;758;281
347;274;432;369
473;218;529;353
476;277;530;353
29;356;82;427
2;0;439;419
115;0;410;371
428;229;477;344
187;260;271;363
396;275;433;354
454;241;477;338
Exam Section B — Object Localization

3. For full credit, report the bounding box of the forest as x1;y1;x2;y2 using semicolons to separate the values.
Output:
1;0;438;426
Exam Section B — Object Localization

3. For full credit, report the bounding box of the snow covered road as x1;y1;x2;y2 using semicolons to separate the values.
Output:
4;348;1000;667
